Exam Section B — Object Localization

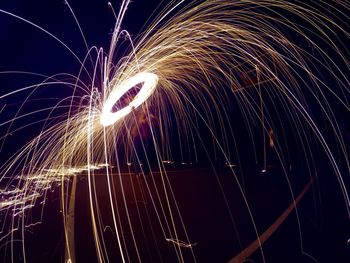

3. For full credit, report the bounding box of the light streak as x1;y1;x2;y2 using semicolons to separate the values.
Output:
165;238;197;248
100;72;158;127
229;175;315;263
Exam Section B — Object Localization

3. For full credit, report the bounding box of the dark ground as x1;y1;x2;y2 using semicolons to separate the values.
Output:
3;163;348;263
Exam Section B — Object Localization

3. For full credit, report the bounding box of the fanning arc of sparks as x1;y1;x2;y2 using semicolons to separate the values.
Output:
0;0;349;262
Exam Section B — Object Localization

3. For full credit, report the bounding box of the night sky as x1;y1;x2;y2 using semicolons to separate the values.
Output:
0;1;349;262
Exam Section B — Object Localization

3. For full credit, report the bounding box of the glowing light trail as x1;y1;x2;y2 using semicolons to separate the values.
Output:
100;72;158;127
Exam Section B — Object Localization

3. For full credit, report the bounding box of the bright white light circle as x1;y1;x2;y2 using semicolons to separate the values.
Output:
100;72;158;127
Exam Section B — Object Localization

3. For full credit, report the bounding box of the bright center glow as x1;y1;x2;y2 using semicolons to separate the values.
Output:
100;72;158;127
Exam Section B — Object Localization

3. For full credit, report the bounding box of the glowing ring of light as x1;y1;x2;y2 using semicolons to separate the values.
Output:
100;72;158;127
